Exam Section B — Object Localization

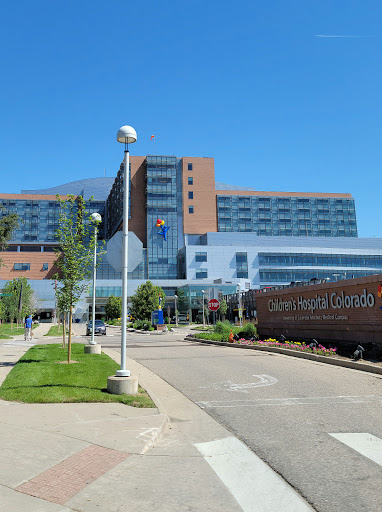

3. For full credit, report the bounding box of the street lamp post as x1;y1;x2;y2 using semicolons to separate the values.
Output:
237;283;242;327
174;294;178;326
202;289;205;327
116;125;137;377
90;212;102;345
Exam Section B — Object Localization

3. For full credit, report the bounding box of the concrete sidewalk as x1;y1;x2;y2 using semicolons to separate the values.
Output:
0;327;168;511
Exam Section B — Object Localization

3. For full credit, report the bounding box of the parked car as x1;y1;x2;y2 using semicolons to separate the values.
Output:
86;320;106;336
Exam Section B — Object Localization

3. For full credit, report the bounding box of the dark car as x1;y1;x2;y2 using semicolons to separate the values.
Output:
86;320;106;336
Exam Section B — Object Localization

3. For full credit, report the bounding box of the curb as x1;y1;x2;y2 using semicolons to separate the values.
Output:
101;347;170;453
186;337;382;375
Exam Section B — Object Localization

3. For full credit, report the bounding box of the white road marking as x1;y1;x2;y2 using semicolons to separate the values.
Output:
136;427;161;440
194;437;312;511
329;433;382;467
197;395;382;409
200;374;278;394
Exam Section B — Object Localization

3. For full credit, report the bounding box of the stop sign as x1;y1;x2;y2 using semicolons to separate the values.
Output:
208;299;220;311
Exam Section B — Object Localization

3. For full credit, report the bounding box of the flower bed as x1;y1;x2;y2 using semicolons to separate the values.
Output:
191;333;337;356
233;338;337;356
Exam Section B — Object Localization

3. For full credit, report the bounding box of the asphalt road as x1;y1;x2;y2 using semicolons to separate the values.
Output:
88;328;382;512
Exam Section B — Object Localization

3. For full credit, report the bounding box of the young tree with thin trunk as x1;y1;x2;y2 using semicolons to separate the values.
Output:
1;277;35;329
55;283;72;348
218;299;228;321
0;300;5;334
53;195;100;363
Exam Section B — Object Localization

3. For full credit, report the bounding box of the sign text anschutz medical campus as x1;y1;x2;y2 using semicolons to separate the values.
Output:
268;288;375;321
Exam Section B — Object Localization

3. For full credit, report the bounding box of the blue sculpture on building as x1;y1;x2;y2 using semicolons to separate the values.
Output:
156;218;170;241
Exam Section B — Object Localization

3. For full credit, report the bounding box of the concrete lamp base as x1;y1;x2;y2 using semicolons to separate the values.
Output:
84;345;102;355
107;375;138;396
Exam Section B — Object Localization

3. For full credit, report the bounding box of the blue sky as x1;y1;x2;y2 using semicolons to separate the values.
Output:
0;0;381;237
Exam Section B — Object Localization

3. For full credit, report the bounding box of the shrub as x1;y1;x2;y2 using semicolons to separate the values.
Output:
133;319;152;331
241;323;257;337
214;321;232;335
194;332;224;342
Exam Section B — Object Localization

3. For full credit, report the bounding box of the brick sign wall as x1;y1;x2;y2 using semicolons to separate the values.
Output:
256;274;382;346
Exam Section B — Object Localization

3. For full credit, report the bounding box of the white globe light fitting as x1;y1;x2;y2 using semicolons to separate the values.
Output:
117;125;137;144
90;212;102;223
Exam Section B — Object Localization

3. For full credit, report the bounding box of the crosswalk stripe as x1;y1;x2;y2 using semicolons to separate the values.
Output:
195;437;313;511
329;433;382;467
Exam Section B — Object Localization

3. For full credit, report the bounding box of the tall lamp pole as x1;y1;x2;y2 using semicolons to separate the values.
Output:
238;283;242;327
90;213;102;345
116;125;137;377
202;289;205;327
174;294;178;326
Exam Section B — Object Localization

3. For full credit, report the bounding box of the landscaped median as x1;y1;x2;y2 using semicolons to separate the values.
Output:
0;343;155;407
188;331;382;375
0;323;25;339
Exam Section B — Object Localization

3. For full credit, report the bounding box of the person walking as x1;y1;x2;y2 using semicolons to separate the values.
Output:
24;315;33;341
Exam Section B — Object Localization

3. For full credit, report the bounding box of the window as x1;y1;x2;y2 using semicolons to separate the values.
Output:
236;252;248;279
14;263;30;271
189;206;194;214
195;252;207;262
188;177;193;185
188;191;193;199
196;269;208;279
188;163;193;171
43;263;49;271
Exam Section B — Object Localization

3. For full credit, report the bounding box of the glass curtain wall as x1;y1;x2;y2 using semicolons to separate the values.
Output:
146;156;179;279
217;196;358;237
0;198;105;243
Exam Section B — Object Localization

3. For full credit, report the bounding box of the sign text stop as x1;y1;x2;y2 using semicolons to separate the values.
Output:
208;299;220;312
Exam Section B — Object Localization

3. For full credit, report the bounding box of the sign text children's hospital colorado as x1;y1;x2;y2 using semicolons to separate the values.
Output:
268;288;377;321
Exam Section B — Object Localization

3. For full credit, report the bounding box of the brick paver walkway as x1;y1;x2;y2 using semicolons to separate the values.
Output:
16;444;129;504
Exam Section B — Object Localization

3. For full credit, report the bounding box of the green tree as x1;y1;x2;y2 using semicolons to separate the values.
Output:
0;211;19;267
55;283;72;348
2;277;35;328
105;295;122;320
218;299;228;321
176;288;189;314
0;300;6;333
130;281;166;321
53;194;101;362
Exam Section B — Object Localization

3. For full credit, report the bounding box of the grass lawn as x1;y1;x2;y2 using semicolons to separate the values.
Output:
0;323;25;337
45;325;69;336
0;343;155;407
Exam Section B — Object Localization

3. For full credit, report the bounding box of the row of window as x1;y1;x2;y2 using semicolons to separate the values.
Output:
217;196;355;207
188;171;194;213
258;253;382;268
217;195;357;237
7;245;58;252
13;263;49;271
259;269;378;283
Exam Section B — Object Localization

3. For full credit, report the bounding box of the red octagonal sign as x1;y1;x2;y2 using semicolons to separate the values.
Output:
208;299;220;312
